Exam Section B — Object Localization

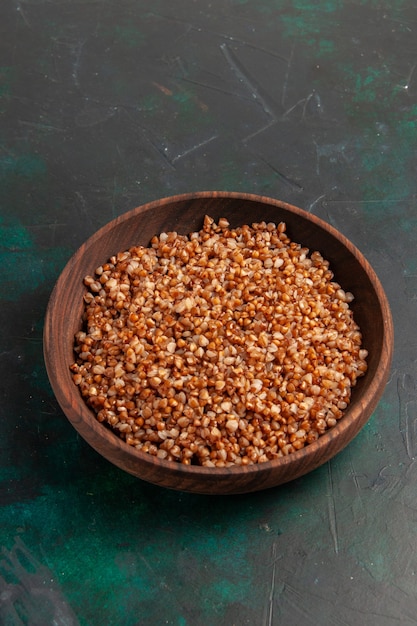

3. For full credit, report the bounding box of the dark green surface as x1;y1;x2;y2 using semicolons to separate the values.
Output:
1;1;416;624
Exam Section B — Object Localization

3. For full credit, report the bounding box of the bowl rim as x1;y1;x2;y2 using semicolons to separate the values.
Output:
44;191;394;482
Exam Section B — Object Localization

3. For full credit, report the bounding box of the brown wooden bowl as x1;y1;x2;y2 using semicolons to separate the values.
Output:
43;192;393;494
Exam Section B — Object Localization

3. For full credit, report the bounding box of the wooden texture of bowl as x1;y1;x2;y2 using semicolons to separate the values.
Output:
43;192;393;494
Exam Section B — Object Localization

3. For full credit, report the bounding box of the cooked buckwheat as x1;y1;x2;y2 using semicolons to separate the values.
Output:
71;216;367;466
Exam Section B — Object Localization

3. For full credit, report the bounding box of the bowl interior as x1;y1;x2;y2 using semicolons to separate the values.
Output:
44;192;393;494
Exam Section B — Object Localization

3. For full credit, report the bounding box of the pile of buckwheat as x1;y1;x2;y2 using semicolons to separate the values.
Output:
71;216;368;467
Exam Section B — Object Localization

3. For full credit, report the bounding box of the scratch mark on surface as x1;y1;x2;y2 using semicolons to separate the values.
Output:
220;43;277;121
327;461;339;555
149;11;289;63
242;120;277;143
281;90;322;121
117;108;177;170
267;542;278;626
371;465;402;498
15;1;31;27
142;129;175;170
51;37;86;88
385;367;398;387
0;537;80;625
306;194;326;213
403;62;417;92
323;198;399;206
119;546;199;625
281;43;295;108
171;134;218;164
398;373;417;460
350;465;361;495
281;97;307;119
404;458;417;487
46;219;59;248
71;40;86;88
349;457;366;518
145;134;177;169
237;40;289;64
314;141;351;176
18;120;65;133
255;153;303;192
283;583;324;625
75;191;96;228
181;75;251;100
173;56;188;78
301;91;317;120
137;552;157;576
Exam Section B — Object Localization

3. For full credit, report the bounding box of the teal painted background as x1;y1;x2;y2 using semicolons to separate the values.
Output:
1;0;416;624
